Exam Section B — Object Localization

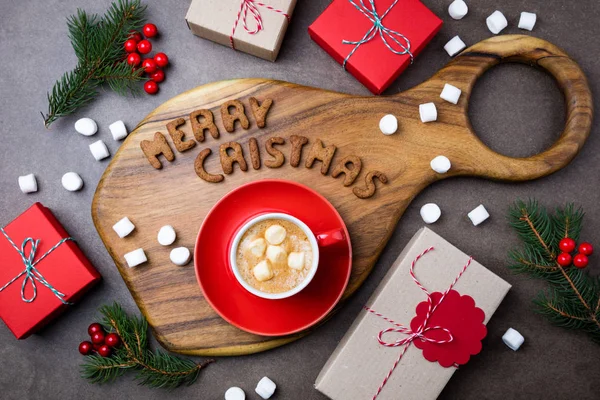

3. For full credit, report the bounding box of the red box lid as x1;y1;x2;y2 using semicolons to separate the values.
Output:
0;203;101;339
309;0;442;94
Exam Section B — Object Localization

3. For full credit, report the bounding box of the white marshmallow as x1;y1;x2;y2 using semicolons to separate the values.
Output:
430;156;451;174
255;377;276;399
440;83;462;104
444;36;466;57
248;238;267;257
265;224;286;245
448;0;468;20
75;117;98;136
61;172;83;192
89;140;110;161
486;10;508;34
468;204;490;226
157;225;176;246
420;203;441;224
253;260;274;282
518;12;537;31
379;114;398;135
502;328;524;351
109;120;129;141
419;103;437;123
170;247;191;266
266;245;287;264
287;252;305;270
18;173;38;194
225;387;246;400
124;248;147;268
113;217;135;238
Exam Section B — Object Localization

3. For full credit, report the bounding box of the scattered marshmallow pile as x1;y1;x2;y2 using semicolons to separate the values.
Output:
17;117;130;195
225;376;277;400
113;218;191;268
444;2;537;57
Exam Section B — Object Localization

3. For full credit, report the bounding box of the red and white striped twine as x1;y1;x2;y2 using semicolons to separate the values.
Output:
230;0;291;49
364;246;473;400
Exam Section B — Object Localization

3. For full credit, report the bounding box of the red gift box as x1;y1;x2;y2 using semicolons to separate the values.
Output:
308;0;442;94
0;203;101;339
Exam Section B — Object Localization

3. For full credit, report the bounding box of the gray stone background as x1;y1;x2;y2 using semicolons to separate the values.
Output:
1;0;599;399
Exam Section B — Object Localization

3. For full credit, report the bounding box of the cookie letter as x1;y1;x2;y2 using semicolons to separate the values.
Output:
140;132;175;169
190;109;220;142
167;118;196;153
221;100;250;133
220;142;248;174
249;97;273;129
353;171;388;199
332;155;362;186
305;139;336;175
289;135;308;167
264;137;285;168
249;137;261;170
194;148;224;183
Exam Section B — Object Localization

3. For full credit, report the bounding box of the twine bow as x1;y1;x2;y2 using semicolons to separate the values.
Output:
342;0;414;70
230;0;290;50
0;227;73;305
365;246;472;400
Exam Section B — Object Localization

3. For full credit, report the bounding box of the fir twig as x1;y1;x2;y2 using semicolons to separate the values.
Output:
80;303;214;389
507;200;600;344
43;0;147;128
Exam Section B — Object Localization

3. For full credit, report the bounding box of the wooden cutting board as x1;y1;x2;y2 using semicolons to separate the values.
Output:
92;35;592;356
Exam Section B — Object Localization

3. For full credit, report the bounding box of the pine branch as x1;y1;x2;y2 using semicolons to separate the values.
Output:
81;303;213;389
507;200;600;344
43;0;147;128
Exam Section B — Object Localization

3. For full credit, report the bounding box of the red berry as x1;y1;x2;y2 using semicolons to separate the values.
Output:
556;252;572;267
559;238;576;253
578;242;594;256
128;31;143;42
142;58;158;74
88;323;104;336
144;80;159;95
573;254;589;269
79;341;93;355
92;343;103;351
127;52;142;67
143;23;158;38
105;333;121;348
149;69;165;83
137;39;152;54
124;39;138;53
154;53;169;68
91;331;105;344
98;344;112;357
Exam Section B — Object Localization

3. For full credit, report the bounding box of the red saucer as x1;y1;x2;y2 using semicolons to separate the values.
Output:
194;179;352;336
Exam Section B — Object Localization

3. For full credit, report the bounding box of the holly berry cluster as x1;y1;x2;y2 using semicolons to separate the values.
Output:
124;23;170;95
557;238;594;269
78;323;121;358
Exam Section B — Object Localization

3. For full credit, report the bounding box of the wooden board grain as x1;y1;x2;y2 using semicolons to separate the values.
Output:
92;35;592;356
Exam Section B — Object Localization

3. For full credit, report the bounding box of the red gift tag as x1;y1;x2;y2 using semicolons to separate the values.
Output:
411;290;487;367
309;0;442;94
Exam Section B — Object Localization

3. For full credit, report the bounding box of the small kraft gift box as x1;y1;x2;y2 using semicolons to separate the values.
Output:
185;0;297;61
315;227;511;400
309;0;443;94
0;203;101;339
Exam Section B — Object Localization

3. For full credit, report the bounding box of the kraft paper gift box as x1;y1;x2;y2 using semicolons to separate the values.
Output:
185;0;297;61
315;227;511;400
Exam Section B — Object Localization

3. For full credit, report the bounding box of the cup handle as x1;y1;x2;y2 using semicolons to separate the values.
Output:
316;229;346;247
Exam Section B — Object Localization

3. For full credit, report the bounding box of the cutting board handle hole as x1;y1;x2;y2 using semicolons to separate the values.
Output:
468;64;565;158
